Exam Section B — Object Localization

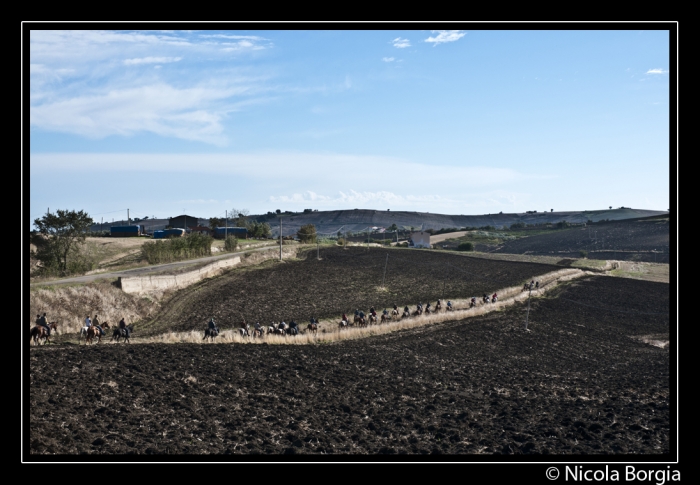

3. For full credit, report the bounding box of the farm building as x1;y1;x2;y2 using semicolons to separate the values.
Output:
409;231;432;248
213;227;247;239
110;225;144;237
168;215;198;229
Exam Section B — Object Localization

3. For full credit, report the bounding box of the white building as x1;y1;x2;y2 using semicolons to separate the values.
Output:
410;231;432;248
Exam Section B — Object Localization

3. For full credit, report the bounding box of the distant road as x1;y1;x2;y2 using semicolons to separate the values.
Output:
29;243;284;287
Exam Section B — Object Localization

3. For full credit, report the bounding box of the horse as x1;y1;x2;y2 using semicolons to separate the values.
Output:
391;309;400;319
482;295;490;304
469;300;476;309
446;304;454;312
353;314;362;325
380;314;389;323
435;301;443;313
402;310;410;319
203;328;219;341
368;314;378;325
339;319;349;330
30;322;57;346
413;308;422;317
286;325;299;336
252;325;264;338
112;325;133;343
238;323;250;337
492;295;498;303
84;325;102;345
307;322;318;335
356;316;367;328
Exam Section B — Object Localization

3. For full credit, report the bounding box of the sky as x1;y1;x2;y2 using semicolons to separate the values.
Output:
27;26;673;225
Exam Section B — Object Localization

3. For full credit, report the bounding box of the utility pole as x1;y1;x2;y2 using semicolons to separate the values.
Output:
317;238;320;260
127;208;130;224
381;253;388;288
225;210;228;240
367;227;370;249
279;217;282;261
184;209;187;231
524;281;533;330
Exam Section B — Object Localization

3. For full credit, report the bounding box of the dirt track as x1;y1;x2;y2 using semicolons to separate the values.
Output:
28;275;670;456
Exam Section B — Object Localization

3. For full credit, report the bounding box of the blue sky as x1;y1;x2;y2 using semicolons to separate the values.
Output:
28;27;672;225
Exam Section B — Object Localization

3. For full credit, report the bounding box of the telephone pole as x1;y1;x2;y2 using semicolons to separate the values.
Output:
381;253;388;287
524;281;533;330
279;217;283;261
225;210;228;240
127;209;130;224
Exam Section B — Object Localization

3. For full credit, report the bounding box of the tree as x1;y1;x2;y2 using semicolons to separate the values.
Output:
609;206;612;210
297;224;317;243
33;209;94;274
209;217;224;229
230;208;249;228
551;209;553;212
457;242;474;252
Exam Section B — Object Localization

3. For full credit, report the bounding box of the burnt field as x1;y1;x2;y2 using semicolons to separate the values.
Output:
28;275;670;457
493;218;670;263
140;247;561;336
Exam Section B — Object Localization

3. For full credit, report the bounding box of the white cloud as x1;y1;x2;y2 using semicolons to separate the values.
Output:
199;34;267;41
646;68;668;74
425;30;466;45
382;57;395;62
29;83;255;146
123;56;182;65
392;37;411;48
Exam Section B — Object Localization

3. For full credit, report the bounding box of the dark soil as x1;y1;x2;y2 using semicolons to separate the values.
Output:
140;247;561;336
493;218;670;263
28;275;670;456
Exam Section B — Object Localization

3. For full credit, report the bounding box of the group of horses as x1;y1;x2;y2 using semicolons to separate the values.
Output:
203;320;317;341
338;300;460;330
79;322;134;344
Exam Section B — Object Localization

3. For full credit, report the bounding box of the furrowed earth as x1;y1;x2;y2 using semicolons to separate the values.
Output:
28;246;670;456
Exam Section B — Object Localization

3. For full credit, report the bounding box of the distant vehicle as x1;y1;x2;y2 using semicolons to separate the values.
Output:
153;228;186;239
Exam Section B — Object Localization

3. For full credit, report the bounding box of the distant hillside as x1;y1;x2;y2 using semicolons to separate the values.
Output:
251;208;668;237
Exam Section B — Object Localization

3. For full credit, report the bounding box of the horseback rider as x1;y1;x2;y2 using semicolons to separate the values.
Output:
279;320;287;331
289;320;299;335
492;292;498;302
119;318;130;338
208;317;219;334
85;315;92;329
358;310;365;319
535;281;539;289
426;302;432;312
254;321;262;336
354;309;360;317
370;308;377;317
341;313;348;322
39;313;51;336
417;302;423;311
393;304;398;311
447;300;453;310
382;308;389;316
404;305;409;313
93;314;105;336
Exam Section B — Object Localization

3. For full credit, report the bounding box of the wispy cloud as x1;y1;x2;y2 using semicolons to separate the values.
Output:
425;30;466;45
382;57;395;62
392;37;411;48
646;68;668;74
123;56;182;65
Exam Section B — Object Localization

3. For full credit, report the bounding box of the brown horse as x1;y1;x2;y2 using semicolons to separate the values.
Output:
380;314;389;323
435;301;443;312
307;322;318;335
357;316;367;328
84;325;102;345
30;322;58;346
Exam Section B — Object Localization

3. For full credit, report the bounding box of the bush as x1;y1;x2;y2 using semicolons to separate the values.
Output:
141;233;213;264
336;238;345;246
457;242;474;252
224;236;238;251
579;250;588;258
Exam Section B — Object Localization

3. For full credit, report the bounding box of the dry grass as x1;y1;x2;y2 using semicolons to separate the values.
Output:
139;268;586;345
29;280;169;335
608;261;670;283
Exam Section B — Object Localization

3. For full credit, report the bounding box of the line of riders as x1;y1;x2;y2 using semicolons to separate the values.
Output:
29;312;134;345
202;287;516;340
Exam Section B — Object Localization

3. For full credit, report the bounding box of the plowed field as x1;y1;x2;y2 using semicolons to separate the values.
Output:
140;247;561;336
28;275;671;456
493;218;670;263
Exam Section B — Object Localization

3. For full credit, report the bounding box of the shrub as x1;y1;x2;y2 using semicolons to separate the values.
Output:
457;242;474;252
336;238;345;246
224;236;238;251
141;233;213;264
579;250;588;258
